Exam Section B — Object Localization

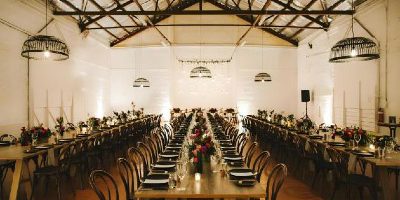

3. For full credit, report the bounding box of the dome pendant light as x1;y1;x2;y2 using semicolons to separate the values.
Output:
190;13;212;79
329;0;379;63
254;28;271;82
21;0;69;61
133;34;150;88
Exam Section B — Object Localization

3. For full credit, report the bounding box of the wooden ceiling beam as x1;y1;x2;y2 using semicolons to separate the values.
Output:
110;0;198;46
290;0;346;38
58;0;119;39
279;0;318;33
88;0;130;34
271;0;328;28
206;0;298;46
87;23;325;29
54;9;354;16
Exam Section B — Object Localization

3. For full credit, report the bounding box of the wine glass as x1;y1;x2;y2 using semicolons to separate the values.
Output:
354;134;361;149
176;162;186;190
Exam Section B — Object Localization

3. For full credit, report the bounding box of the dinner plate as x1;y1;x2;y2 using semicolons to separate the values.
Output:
0;141;11;146
224;156;242;161
143;179;169;184
58;139;74;143
352;151;374;157
153;164;175;169
308;135;323;139
34;145;52;150
160;153;179;158
328;142;346;147
221;146;236;150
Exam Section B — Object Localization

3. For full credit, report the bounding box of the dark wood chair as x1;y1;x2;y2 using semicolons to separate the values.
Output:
30;144;75;200
117;158;136;200
252;151;271;182
89;170;119;200
326;147;380;200
266;163;288;200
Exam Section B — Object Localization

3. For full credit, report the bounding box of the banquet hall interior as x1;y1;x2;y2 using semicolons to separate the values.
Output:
0;0;399;199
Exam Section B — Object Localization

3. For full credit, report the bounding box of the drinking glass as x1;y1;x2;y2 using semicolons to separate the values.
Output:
31;132;38;146
176;162;186;190
354;134;361;149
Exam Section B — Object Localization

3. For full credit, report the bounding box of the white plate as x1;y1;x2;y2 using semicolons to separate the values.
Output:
143;179;169;184
154;164;175;168
230;172;254;177
224;157;242;160
161;154;179;158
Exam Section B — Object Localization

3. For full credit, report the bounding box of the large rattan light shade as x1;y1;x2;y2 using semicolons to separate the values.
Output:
329;0;379;63
329;37;379;63
21;0;69;61
21;35;69;61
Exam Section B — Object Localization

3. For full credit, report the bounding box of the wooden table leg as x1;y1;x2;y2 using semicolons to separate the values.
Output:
9;160;23;200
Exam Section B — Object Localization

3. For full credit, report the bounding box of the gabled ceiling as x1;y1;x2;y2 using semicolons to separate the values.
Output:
53;0;354;47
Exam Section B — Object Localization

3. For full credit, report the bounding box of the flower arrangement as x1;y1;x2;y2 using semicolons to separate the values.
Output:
375;135;394;148
173;108;181;113
55;117;65;136
20;124;52;145
66;123;75;131
87;117;100;131
209;108;217;113
296;117;314;134
336;127;370;145
225;108;235;113
188;117;215;173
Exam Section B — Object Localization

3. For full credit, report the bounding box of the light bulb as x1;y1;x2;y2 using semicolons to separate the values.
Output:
199;73;202;77
261;80;265;82
44;50;50;58
350;48;357;57
140;84;143;88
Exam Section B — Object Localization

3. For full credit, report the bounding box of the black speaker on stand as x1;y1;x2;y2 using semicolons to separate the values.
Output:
301;90;310;118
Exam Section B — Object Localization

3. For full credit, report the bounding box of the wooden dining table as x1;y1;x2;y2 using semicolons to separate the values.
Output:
136;114;265;199
135;162;266;199
0;125;124;200
247;116;400;200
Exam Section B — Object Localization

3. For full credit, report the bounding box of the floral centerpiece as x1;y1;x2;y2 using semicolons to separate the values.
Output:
336;127;370;145
374;135;393;148
87;117;100;131
55;117;65;136
20;124;52;145
188;117;216;174
296;117;314;134
209;108;217;113
287;114;296;129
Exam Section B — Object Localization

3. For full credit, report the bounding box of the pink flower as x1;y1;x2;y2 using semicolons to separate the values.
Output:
193;157;198;163
201;145;207;153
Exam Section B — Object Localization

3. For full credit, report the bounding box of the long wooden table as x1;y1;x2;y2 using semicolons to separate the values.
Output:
136;113;265;199
0;125;123;200
247;116;400;200
135;162;266;199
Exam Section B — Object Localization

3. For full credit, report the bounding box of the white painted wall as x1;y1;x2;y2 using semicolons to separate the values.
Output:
109;45;298;118
0;0;112;136
297;0;400;135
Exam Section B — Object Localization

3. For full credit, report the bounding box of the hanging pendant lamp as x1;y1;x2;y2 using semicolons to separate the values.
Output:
254;72;272;82
329;0;379;63
133;78;150;87
190;66;212;78
190;13;212;79
21;0;69;61
132;36;150;88
255;28;271;82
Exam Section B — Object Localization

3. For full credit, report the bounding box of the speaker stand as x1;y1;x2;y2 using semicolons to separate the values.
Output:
305;102;309;119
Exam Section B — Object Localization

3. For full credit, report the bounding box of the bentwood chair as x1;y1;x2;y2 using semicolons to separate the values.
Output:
30;144;75;200
89;170;119;200
244;142;258;168
0;134;16;198
266;163;288;200
326;147;380;200
252;151;271;182
117;158;136;200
